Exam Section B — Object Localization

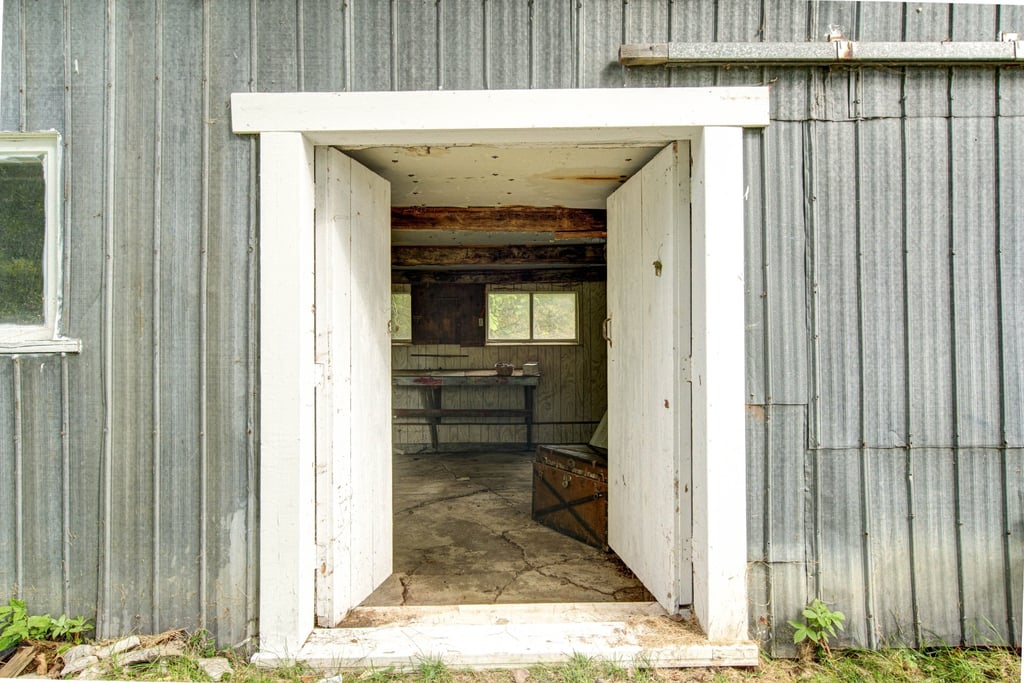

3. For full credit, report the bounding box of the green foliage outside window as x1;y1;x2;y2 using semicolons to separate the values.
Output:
487;290;576;343
391;291;412;341
0;159;46;325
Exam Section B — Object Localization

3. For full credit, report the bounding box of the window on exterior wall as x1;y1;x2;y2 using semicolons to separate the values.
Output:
390;287;412;342
486;290;578;344
0;133;77;353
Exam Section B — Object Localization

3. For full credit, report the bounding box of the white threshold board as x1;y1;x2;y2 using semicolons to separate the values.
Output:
252;602;759;671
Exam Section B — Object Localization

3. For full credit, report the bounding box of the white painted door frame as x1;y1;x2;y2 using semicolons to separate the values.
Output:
233;87;768;656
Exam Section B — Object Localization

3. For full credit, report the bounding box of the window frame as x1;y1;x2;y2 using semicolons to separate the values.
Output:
0;132;79;353
485;288;580;345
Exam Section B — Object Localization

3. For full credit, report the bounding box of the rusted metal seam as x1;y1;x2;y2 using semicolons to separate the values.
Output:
151;0;164;635
13;357;24;595
99;0;116;637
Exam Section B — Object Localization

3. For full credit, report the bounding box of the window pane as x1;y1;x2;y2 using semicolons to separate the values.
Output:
532;292;577;341
391;292;412;341
0;159;45;324
487;292;530;340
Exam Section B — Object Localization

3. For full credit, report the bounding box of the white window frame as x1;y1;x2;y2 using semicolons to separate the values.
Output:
0;132;80;354
485;288;579;345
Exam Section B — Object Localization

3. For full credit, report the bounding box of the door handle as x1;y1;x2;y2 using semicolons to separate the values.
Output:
601;317;612;347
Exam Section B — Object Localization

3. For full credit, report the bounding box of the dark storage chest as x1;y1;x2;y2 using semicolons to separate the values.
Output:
531;444;609;551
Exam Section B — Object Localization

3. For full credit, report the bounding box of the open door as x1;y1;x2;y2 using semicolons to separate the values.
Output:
606;142;692;613
314;147;393;626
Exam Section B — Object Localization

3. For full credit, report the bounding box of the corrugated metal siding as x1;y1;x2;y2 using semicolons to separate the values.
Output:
1;0;1021;654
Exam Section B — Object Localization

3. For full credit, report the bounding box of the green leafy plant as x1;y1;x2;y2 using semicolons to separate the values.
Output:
788;598;845;655
0;598;92;651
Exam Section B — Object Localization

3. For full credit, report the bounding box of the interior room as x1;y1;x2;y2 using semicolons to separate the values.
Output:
344;144;665;608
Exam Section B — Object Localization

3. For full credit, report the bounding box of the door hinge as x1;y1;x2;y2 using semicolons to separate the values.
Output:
313;362;326;389
681;356;693;383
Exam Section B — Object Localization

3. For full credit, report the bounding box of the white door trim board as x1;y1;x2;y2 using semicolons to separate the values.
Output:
689;127;749;640
232;87;768;145
235;88;767;657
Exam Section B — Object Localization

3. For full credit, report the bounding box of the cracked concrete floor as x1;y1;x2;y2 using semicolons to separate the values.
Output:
359;450;652;607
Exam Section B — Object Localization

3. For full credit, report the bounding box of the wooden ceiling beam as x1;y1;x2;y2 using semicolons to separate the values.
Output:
392;244;605;268
393;267;606;285
391;205;606;234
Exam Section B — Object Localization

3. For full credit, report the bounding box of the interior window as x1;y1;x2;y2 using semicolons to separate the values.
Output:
486;290;578;344
390;287;412;342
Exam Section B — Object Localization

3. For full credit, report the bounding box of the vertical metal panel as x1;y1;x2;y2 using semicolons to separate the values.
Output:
23;0;64;130
395;0;439;91
0;359;16;596
0;0;25;130
958;448;1011;643
905;117;955;448
811;121;861;449
910;448;962;645
17;358;64;616
255;0;298;92
866;449;916;645
63;0;107;625
350;0;392;91
156;0;204;633
580;0;623;89
1001;116;1024;448
952;117;1001;448
858;119;907;449
530;0;575;89
206;0;259;647
107;0;158;636
817;449;870;648
484;0;531;89
743;128;766;405
301;1;347;92
764;122;808;404
1008;449;1024;640
440;0;485;90
622;0;669;89
666;1;716;89
904;0;951;41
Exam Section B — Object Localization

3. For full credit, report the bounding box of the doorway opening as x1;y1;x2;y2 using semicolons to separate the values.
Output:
237;87;761;659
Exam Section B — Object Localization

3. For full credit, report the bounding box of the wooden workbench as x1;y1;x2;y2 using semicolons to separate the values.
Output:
392;369;540;450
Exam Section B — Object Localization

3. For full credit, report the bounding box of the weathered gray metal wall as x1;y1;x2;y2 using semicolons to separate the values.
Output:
1;0;1021;654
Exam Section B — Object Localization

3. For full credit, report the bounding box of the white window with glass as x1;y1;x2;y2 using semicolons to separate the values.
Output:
486;289;578;344
0;133;78;353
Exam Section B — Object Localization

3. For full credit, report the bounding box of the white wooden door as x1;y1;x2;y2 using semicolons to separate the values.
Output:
606;142;692;612
314;147;393;627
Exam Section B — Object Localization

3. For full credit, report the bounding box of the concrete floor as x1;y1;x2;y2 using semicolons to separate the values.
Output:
360;449;651;607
